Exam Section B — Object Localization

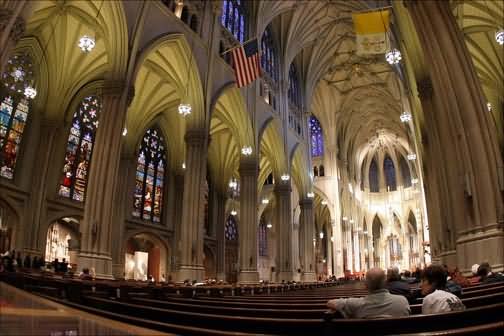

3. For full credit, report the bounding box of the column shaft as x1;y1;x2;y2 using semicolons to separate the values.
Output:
299;198;316;281
215;193;226;280
275;182;293;281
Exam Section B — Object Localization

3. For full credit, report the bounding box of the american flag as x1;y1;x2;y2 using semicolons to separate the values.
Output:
231;39;261;88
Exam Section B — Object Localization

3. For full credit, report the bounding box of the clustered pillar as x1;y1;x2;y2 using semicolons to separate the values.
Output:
274;181;293;281
238;157;259;283
299;198;316;281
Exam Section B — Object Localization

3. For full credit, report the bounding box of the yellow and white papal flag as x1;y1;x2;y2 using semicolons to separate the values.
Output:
352;9;390;55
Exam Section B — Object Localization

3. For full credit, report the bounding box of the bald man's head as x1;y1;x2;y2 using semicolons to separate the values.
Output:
366;268;386;292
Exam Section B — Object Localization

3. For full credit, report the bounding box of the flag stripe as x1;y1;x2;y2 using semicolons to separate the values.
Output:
231;39;261;88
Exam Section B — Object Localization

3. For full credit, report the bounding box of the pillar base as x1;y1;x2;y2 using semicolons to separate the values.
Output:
277;271;294;282
177;265;205;282
302;272;317;282
77;252;113;279
456;226;504;274
238;271;259;284
112;263;125;280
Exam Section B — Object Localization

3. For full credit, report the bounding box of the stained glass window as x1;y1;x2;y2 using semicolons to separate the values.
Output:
309;115;323;157
258;214;267;256
261;25;278;81
384;155;397;191
59;96;101;201
288;63;301;107
369;158;379;192
225;214;238;241
221;0;247;43
0;54;34;180
399;155;411;188
132;128;166;223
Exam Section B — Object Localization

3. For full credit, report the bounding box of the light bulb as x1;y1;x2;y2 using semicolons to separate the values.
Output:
24;85;37;99
178;103;192;116
266;223;272;228
182;162;186;169
487;102;492;112
306;192;314;198
407;153;416;161
281;174;290;181
385;48;402;64
342;216;348;221
78;35;96;52
411;178;419;184
319;232;324;239
230;209;237;216
122;128;128;136
261;198;269;204
321;200;328;205
228;179;238;190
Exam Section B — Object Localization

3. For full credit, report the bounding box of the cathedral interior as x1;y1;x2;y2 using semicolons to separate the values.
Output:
0;0;502;285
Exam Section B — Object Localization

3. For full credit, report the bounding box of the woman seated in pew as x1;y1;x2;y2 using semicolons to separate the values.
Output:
327;268;410;318
477;262;504;284
421;264;465;314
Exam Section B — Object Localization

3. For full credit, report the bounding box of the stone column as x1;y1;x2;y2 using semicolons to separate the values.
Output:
0;4;26;74
326;228;333;276
215;193;226;281
274;182;293;281
111;155;135;279
26;119;61;254
238;157;259;283
78;81;133;278
171;174;184;274
177;129;207;281
299;198;316;281
408;0;504;272
353;230;360;271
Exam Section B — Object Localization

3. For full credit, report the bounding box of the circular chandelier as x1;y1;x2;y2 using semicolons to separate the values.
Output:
496;29;504;45
230;209;237;216
400;111;412;123
407;153;417;161
24;85;37;99
321;200;328;205
78;35;96;53
178;103;192;117
280;174;290;181
385;48;402;65
241;146;252;155
261;198;269;204
306;192;314;198
228;178;238;190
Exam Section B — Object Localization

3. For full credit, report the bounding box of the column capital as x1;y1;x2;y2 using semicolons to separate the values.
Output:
274;182;291;195
299;198;314;208
417;77;434;101
101;80;134;105
184;129;207;145
239;157;258;176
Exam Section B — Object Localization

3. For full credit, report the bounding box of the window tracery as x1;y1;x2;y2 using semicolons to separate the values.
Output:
132;128;166;223
369;158;379;192
384;155;397;191
221;0;247;43
59;96;101;201
309;115;323;157
225;214;238;241
0;53;34;179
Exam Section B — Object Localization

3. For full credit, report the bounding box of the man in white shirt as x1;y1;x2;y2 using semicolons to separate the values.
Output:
421;264;465;314
327;268;410;318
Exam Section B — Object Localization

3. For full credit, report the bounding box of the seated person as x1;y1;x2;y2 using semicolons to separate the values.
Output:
327;267;410;318
386;267;412;301
421;264;465;314
477;262;504;284
79;268;93;280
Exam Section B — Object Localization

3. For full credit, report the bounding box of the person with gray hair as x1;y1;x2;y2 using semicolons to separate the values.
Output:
386;267;412;301
327;268;410;318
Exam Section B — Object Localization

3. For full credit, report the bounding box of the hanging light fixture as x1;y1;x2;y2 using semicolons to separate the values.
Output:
385;48;402;65
24;85;37;99
78;35;96;53
411;178;419;184
178;103;192;116
182;162;186;169
495;29;504;45
342;216;348;221
349;219;355;224
230;209;237;216
307;192;314;198
261;198;269;204
321;200;328;205
281;174;290;181
241;146;253;155
487;102;493;112
319;232;324;239
122;127;128;136
228;178;238;190
400;111;412;123
267;223;272;229
407;153;416;161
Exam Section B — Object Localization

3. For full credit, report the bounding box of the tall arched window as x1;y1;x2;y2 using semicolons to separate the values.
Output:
0;53;35;180
59;96;101;201
369;158;379;192
225;214;238;241
399;156;411;188
258;214;268;256
261;25;277;81
309;115;323;157
132;128;166;223
221;0;247;43
288;63;301;107
384;155;397;191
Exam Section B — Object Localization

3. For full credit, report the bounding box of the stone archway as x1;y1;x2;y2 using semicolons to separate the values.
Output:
45;217;80;267
124;233;168;281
